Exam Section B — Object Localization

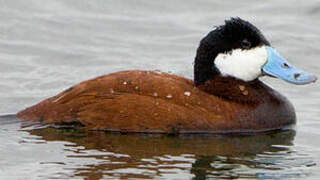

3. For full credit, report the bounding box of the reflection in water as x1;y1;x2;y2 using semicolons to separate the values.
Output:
23;127;314;179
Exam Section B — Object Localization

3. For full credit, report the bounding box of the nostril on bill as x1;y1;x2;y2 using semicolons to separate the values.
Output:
283;63;289;68
294;73;300;79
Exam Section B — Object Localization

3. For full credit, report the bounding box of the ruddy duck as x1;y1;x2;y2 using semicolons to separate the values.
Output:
17;18;316;133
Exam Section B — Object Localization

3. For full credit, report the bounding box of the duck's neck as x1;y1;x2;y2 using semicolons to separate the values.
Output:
193;32;221;86
196;76;269;104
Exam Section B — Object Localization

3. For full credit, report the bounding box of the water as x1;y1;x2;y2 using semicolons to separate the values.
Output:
0;0;319;179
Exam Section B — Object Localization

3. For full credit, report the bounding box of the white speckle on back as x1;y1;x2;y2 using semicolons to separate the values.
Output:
123;81;127;85
166;94;173;99
184;91;191;96
153;92;158;97
153;70;162;75
214;45;268;81
109;88;114;94
135;86;139;90
53;94;66;103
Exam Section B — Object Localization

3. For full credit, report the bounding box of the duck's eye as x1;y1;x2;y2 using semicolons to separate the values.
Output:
241;39;251;49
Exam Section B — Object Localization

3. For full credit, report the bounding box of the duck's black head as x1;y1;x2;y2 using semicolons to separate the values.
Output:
194;17;316;86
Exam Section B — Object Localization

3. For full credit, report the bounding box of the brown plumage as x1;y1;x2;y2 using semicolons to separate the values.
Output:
17;70;295;133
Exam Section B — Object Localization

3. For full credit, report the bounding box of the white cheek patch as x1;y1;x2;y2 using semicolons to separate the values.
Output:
214;46;268;81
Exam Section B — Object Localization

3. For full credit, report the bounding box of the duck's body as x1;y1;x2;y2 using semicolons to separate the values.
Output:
17;18;315;133
17;70;295;133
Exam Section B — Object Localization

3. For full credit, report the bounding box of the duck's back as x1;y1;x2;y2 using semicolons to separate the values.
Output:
17;70;295;133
